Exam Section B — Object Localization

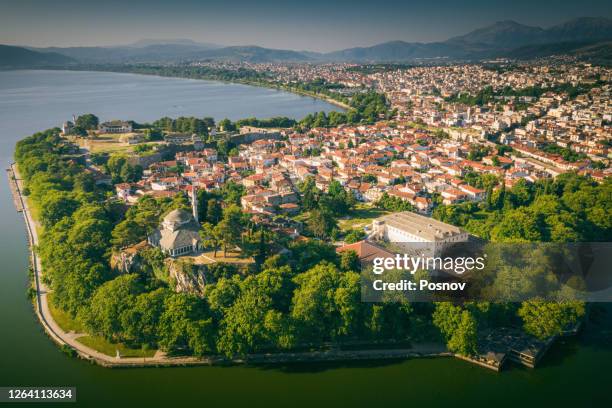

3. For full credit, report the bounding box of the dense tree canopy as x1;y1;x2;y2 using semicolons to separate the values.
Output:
434;174;611;242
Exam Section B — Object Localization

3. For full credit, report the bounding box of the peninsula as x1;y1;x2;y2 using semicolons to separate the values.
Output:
12;60;608;369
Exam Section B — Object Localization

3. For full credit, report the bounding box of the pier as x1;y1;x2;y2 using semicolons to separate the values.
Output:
455;327;569;372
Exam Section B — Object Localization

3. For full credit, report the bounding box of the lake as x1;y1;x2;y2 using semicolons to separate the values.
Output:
0;70;610;408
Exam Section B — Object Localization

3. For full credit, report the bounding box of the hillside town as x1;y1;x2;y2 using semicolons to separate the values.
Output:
56;60;611;265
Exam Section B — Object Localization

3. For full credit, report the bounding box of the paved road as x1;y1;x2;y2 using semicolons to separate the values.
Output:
12;164;175;365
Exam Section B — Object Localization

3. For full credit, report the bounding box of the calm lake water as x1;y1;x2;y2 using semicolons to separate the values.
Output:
0;70;610;407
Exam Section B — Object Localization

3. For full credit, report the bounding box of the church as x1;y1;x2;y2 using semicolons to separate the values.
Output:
147;188;202;257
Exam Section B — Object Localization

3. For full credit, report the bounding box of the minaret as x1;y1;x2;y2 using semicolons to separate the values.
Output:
191;185;198;224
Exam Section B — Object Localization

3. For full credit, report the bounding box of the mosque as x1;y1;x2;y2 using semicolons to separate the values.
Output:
147;187;201;257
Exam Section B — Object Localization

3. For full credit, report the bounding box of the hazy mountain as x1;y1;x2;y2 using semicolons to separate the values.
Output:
27;38;220;63
447;17;612;48
28;43;312;63
10;16;612;65
447;20;547;48
545;17;612;43
324;41;466;61
191;45;314;62
0;45;75;68
506;40;612;64
325;17;612;62
506;41;596;59
30;43;218;63
126;38;220;48
571;41;612;65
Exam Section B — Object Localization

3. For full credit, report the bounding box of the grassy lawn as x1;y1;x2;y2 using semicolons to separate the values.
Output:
23;195;38;221
74;134;168;155
75;134;132;154
29;205;40;226
195;250;255;265
338;204;391;232
47;293;84;333
23;196;45;239
77;336;157;358
86;142;133;154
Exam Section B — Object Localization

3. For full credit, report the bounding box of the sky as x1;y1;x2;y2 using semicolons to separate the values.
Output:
1;0;611;52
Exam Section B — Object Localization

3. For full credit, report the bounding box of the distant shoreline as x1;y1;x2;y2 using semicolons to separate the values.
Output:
35;66;352;111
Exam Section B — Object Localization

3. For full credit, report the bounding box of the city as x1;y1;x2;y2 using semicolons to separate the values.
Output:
1;1;611;407
25;55;605;368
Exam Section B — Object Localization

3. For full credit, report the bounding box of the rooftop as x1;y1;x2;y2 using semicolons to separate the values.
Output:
337;240;395;263
378;211;464;241
164;208;193;224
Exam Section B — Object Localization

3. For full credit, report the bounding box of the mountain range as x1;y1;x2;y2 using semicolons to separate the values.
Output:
0;45;75;68
329;17;612;62
2;17;611;67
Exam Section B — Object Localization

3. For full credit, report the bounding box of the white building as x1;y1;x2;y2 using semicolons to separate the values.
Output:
370;211;468;255
99;120;132;134
147;209;201;257
61;121;74;135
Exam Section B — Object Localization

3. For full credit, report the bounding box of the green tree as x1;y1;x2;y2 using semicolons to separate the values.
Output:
344;229;366;244
218;118;236;132
220;181;245;206
490;208;544;242
120;288;169;346
68;218;112;260
306;209;337;240
518;299;585;340
39;191;79;228
158;293;215;356
111;219;146;248
216;270;295;356
433;302;478;356
376;192;414;212
339;250;360;272
217;205;245;256
288;240;339;272
206;199;222;224
447;310;478;356
322;180;353;215
75;114;99;131
299;176;320;211
200;222;222;257
291;263;362;340
205;276;242;316
106;154;142;183
82;274;143;341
